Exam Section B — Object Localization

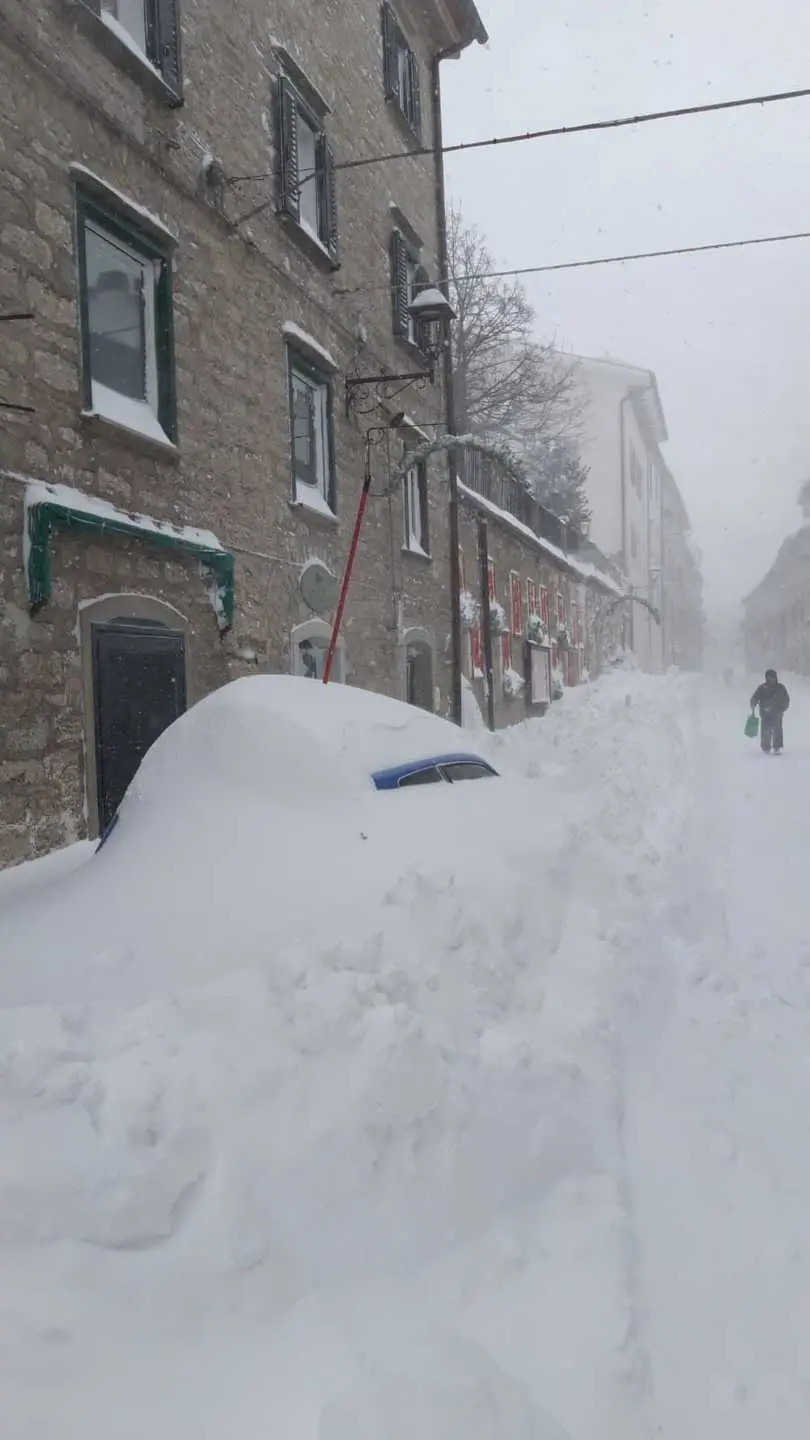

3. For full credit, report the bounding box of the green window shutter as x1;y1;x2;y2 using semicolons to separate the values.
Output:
155;256;177;441
277;76;300;221
408;50;422;139
419;464;430;552
381;2;398;101
318;137;340;265
390;229;409;338
153;0;184;102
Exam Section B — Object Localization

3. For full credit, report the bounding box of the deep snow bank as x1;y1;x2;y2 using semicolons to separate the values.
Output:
0;672;699;1439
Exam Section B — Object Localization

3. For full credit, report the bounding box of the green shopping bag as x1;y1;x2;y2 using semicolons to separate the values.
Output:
744;711;759;739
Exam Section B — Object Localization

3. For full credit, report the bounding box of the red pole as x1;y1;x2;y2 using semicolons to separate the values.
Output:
323;470;372;685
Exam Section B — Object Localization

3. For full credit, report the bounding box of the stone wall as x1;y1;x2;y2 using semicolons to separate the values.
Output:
0;0;468;866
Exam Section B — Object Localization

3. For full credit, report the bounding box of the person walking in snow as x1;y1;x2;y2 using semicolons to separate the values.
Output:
750;669;790;753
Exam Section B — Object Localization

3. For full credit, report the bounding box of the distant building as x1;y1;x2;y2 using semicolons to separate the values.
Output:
569;355;672;672
744;524;810;676
660;465;703;670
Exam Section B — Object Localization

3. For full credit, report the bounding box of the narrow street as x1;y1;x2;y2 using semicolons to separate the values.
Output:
625;681;810;1438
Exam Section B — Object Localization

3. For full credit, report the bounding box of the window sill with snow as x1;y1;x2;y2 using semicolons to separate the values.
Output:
82;385;178;460
290;490;338;526
402;542;431;562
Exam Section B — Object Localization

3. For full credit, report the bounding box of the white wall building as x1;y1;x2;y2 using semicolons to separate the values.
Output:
568;355;669;672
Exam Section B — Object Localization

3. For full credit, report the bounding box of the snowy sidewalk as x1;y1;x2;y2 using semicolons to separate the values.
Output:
626;680;810;1438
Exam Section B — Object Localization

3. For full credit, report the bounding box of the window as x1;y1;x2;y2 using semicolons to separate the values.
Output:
287;350;335;515
509;571;523;636
391;228;429;349
277;75;339;265
405;637;434;711
403;457;429;556
90;0;183;100
539;585;549;626
76;184;176;446
526;578;537;619
398;766;442;788
556;592;565;627
381;3;423;140
439;761;496;783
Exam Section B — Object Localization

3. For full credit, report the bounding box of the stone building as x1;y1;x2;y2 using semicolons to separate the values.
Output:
455;447;627;728
0;0;486;866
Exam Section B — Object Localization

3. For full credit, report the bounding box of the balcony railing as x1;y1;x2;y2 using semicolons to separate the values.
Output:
459;445;572;554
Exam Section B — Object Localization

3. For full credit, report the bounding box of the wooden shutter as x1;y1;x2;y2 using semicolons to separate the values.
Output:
509;571;522;635
277;76;300;221
390;229;410;337
318;136;340;264
407;50;422;137
381;2;399;100
153;0;183;101
418;464;429;553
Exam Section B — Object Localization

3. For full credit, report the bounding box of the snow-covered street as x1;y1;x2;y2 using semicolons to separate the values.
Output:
2;671;810;1438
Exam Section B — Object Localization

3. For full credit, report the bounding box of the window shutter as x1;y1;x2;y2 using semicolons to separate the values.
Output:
277;76;300;221
381;2;398;100
407;50;422;138
318;137;340;265
153;0;183;102
390;229;409;337
418;465;429;553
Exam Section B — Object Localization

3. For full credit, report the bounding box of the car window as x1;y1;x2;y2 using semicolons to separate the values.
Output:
439;761;495;783
397;765;443;787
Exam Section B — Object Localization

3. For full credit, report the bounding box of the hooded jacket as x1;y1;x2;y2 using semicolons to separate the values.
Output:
750;679;790;716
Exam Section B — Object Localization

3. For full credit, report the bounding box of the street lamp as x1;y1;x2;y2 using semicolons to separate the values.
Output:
344;287;455;415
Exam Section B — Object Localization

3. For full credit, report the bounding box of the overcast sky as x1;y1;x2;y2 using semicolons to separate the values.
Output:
442;0;810;620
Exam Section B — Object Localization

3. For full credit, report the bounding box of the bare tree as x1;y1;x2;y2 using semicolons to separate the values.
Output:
448;208;580;455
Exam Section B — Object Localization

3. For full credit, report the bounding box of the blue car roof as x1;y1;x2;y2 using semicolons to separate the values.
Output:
371;752;497;789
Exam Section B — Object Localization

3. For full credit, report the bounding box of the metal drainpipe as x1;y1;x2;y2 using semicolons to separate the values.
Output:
432;48;463;727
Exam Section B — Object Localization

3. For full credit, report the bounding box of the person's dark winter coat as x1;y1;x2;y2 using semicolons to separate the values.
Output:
750;671;790;752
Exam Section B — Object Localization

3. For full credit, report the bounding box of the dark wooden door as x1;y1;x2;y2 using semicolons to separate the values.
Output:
92;620;186;832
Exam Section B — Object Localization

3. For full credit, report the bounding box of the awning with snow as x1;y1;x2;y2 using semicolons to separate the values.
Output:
23;480;235;632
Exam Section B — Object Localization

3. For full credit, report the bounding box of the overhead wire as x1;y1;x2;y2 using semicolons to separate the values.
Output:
227;82;810;186
334;228;810;294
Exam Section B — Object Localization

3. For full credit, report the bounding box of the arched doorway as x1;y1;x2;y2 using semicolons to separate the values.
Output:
290;619;345;683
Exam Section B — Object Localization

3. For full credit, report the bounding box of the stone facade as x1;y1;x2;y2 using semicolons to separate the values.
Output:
0;0;485;866
744;524;810;678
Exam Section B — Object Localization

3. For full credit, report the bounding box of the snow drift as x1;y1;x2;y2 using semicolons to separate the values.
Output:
0;671;700;1439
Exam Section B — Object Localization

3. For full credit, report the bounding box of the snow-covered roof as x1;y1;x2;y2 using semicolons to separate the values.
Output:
459;482;626;597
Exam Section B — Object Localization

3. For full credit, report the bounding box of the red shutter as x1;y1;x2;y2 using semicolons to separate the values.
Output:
509;571;523;636
540;586;549;625
527;578;537;618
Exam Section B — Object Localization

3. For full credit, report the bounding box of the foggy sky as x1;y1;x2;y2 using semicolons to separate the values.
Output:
442;0;810;619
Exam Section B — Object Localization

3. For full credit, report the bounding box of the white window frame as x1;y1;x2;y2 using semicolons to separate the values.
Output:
403;459;428;556
81;213;172;447
102;0;147;56
291;619;345;683
288;352;335;517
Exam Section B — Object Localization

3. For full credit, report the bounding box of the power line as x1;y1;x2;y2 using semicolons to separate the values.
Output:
335;227;810;294
332;83;810;175
228;82;810;190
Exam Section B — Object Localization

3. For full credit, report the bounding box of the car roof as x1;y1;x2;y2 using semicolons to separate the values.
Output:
371;752;497;787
